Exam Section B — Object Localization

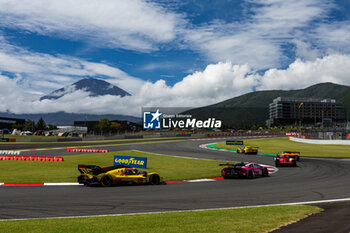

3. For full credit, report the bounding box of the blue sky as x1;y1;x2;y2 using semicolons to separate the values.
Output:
1;0;350;115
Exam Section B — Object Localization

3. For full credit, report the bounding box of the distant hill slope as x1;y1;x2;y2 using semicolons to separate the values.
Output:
185;82;350;126
40;78;131;101
0;112;140;126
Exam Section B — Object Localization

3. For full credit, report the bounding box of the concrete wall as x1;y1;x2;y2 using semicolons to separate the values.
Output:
289;136;350;145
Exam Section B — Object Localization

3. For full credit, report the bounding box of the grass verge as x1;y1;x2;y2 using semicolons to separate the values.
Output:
0;151;225;182
215;137;350;158
0;205;322;233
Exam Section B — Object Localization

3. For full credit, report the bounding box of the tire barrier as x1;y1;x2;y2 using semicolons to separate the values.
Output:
67;148;109;153
0;150;21;155
0;156;64;162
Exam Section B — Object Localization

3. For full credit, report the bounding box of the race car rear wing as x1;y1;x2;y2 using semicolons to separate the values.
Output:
78;165;104;175
219;162;247;166
219;163;236;166
283;151;300;154
78;164;129;175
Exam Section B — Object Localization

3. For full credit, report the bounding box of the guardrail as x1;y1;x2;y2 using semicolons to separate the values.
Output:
289;137;350;145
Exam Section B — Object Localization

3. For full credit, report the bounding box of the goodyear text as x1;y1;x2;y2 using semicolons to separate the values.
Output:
114;155;147;169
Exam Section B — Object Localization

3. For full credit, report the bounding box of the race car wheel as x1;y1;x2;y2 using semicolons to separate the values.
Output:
275;162;279;167
248;171;254;179
225;169;234;178
84;180;92;186
100;175;113;187
149;174;160;185
263;168;269;177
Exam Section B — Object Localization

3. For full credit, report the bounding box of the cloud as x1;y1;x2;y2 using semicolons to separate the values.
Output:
0;0;182;51
292;39;322;61
182;0;332;69
1;0;350;118
313;21;350;53
0;0;342;71
256;54;350;90
0;37;145;96
2;54;350;116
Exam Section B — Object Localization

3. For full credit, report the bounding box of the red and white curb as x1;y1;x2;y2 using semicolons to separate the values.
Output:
0;183;83;186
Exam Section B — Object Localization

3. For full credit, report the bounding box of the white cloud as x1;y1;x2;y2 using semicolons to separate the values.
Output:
292;39;322;61
0;0;350;117
183;0;332;69
256;54;350;90
0;0;182;51
313;21;350;53
0;0;341;71
3;54;350;116
0;37;145;96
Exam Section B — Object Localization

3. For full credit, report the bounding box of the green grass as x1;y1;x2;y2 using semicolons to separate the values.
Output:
0;151;226;183
0;205;321;233
215;137;350;158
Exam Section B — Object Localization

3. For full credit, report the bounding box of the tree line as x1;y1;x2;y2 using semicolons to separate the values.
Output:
12;118;57;132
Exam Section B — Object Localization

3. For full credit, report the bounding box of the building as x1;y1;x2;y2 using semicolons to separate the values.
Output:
73;121;99;133
0;116;25;130
268;97;346;126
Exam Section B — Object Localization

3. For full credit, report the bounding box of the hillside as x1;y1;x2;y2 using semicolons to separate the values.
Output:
185;82;350;127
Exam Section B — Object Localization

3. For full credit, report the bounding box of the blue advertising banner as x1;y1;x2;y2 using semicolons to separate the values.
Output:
226;140;243;145
0;138;9;142
114;155;147;169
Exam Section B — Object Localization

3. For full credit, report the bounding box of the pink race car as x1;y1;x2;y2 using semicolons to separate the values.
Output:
220;162;269;179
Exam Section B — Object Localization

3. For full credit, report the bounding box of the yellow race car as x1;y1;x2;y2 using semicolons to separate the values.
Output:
236;146;258;154
278;151;300;161
78;165;164;186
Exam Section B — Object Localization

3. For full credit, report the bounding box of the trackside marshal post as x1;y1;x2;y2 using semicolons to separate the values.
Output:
114;155;147;169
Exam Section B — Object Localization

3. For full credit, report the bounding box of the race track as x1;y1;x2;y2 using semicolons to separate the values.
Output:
1;138;350;222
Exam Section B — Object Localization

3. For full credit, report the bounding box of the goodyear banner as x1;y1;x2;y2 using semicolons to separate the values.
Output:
0;138;9;142
226;140;243;145
114;155;147;169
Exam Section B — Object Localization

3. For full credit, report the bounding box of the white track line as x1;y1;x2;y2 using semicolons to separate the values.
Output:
44;183;83;186
1;197;349;221
187;178;217;183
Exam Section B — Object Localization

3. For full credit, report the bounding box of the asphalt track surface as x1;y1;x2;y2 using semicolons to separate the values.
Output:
1;138;350;232
0;137;187;150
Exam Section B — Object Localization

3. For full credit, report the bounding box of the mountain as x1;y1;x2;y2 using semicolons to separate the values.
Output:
40;78;131;101
185;82;350;126
0;112;140;126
